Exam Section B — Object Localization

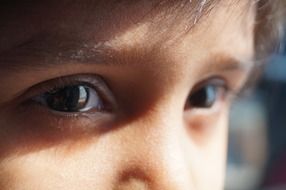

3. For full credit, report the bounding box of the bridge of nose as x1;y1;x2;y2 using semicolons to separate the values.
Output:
110;111;195;190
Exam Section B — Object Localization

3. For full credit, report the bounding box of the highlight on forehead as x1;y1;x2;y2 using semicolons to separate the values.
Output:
0;0;283;59
0;0;256;73
138;0;222;32
0;0;254;37
0;0;238;56
164;0;284;58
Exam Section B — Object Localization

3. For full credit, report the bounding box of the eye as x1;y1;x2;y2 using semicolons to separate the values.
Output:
28;75;113;114
38;85;104;113
186;80;227;109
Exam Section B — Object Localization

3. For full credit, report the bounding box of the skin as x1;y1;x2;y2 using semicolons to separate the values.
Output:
0;0;255;189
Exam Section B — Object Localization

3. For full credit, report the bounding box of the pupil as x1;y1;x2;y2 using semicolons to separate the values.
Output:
189;85;216;108
46;85;89;112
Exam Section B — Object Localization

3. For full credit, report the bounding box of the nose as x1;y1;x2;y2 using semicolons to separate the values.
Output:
115;111;195;190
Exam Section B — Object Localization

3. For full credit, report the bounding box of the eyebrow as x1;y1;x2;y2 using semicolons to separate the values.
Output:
207;54;254;72
0;35;118;71
0;35;253;76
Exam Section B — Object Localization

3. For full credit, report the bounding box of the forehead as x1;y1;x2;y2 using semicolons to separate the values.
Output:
0;0;255;70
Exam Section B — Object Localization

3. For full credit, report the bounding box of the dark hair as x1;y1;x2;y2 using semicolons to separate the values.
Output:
255;0;285;58
248;0;285;85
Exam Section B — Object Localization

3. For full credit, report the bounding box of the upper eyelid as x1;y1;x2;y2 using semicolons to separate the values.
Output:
23;75;103;95
189;76;242;103
190;77;228;93
16;74;117;108
194;69;249;93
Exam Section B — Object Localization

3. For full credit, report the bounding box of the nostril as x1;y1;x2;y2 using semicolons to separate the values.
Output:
116;177;148;190
116;169;151;190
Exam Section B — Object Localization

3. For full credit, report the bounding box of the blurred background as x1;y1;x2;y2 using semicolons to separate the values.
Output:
225;40;286;190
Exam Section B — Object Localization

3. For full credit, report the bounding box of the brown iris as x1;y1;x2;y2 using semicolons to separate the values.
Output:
45;85;90;112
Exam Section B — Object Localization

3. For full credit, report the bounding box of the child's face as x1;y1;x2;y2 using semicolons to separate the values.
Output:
0;1;255;189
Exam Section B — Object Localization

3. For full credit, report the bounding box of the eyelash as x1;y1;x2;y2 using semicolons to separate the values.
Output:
186;78;237;110
20;75;239;120
21;75;115;116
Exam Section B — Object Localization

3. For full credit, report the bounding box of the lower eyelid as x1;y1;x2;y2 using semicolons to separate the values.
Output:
16;99;116;132
15;95;116;128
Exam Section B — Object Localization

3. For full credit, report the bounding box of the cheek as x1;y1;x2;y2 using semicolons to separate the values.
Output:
0;106;229;190
0;144;119;190
188;110;229;189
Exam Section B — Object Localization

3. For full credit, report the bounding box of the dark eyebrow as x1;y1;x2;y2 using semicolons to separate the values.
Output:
0;29;254;74
208;54;254;73
0;37;253;76
0;35;118;71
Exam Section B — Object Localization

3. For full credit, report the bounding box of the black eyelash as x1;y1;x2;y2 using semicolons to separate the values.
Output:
33;76;101;95
18;74;116;114
190;77;241;103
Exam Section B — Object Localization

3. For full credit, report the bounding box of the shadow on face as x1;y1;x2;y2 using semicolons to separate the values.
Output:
0;0;255;189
